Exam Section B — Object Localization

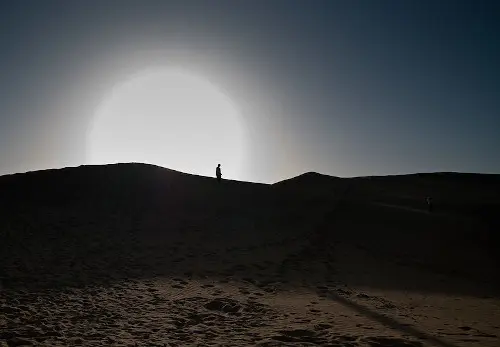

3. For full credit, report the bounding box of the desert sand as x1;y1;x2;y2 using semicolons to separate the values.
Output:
1;164;499;346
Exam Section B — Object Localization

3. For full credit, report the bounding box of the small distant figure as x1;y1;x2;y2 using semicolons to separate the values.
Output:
426;196;433;213
216;164;222;183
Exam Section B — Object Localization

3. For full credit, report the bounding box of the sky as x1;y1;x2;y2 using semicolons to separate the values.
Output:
1;0;499;183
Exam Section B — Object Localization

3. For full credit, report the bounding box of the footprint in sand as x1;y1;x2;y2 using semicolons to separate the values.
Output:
336;288;352;296
172;278;189;286
271;329;327;345
379;302;397;309
363;336;423;347
241;277;256;284
204;298;241;314
331;335;358;343
357;293;371;299
314;323;332;330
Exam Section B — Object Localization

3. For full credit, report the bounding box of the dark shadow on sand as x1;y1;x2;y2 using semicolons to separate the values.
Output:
323;290;459;347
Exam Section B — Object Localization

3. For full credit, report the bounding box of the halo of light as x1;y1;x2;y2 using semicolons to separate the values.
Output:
87;67;247;179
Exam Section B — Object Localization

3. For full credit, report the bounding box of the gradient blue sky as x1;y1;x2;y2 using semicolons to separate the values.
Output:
1;0;499;183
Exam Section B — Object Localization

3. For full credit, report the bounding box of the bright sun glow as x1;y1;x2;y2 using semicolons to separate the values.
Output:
87;68;247;179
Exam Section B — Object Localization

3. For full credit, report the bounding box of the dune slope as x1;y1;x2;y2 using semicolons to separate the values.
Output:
1;164;499;346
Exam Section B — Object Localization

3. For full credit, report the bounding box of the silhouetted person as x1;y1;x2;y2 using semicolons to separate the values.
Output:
216;164;222;183
426;196;433;213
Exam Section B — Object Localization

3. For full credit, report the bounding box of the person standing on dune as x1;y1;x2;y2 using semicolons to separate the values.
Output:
216;164;222;183
426;196;433;213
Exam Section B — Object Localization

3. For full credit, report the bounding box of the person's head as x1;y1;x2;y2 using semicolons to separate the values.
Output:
218;164;221;168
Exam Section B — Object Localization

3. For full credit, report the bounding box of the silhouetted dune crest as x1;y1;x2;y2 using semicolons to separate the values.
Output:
0;163;267;209
273;171;342;186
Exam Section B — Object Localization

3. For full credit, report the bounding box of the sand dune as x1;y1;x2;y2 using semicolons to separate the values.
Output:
1;164;499;346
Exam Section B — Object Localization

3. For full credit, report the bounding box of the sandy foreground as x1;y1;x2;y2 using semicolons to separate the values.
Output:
2;213;499;347
1;166;499;346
